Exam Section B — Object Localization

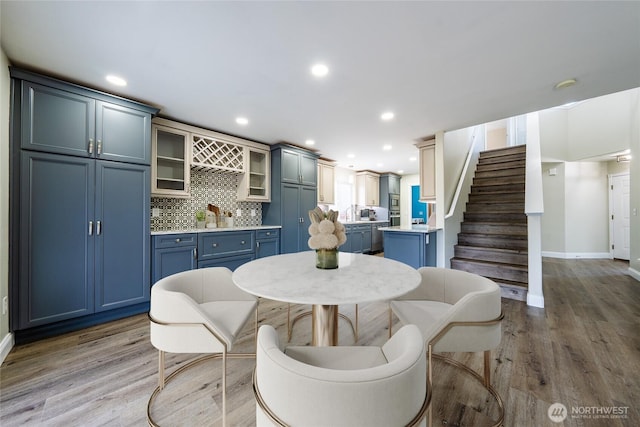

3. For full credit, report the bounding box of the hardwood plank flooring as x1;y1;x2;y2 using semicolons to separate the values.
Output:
1;258;639;426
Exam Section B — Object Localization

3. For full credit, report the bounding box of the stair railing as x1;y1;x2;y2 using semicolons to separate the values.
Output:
445;126;481;220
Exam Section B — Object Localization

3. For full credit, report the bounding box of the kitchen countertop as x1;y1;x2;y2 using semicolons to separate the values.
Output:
151;225;282;236
378;225;440;233
342;220;390;224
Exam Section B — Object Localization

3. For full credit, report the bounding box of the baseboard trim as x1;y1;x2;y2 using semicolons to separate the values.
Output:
0;332;14;366
542;251;612;259
629;267;640;282
526;293;545;308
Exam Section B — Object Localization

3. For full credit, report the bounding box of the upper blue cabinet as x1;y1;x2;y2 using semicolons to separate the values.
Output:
280;147;317;186
18;70;155;165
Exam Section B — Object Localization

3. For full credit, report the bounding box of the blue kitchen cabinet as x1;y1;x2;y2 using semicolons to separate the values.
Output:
197;230;256;270
256;229;280;258
280;147;317;186
95;161;150;311
263;145;318;254
152;234;197;284
19;73;152;165
19;152;96;328
18;152;151;328
198;254;256;271
343;223;372;254
383;231;437;269
11;68;158;340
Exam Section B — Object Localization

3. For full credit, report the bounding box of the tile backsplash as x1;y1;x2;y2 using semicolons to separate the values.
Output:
151;169;262;231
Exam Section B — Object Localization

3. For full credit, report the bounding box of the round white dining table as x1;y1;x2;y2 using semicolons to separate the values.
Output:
232;251;421;346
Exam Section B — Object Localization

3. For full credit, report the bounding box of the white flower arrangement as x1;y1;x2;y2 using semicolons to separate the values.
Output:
307;207;347;250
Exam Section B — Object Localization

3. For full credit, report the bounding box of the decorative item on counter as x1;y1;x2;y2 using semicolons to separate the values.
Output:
195;210;206;229
224;211;234;228
308;207;346;269
206;204;218;228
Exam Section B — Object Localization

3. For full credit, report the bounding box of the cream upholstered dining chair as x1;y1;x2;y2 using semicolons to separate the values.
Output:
254;324;430;427
389;267;504;427
148;267;258;427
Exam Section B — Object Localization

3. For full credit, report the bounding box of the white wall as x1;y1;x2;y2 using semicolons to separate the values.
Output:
539;108;568;161
1;46;12;361
564;162;610;256
629;90;640;278
541;162;566;254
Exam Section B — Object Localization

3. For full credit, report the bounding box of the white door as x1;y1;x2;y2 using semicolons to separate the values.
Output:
610;174;630;260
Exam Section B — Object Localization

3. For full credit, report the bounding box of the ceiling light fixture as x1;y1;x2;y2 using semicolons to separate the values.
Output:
409;156;417;162
382;144;392;151
347;153;355;159
381;111;395;121
554;78;577;90
106;75;127;86
235;117;249;125
397;169;404;174
311;63;329;78
305;139;315;146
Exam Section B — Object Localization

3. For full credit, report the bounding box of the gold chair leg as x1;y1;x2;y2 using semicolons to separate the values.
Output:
222;349;227;427
158;350;165;390
354;304;359;342
484;350;491;388
428;345;433;427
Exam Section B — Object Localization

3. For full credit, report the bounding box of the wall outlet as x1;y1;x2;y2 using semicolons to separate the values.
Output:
2;296;7;315
251;209;256;217
152;208;161;217
236;208;242;217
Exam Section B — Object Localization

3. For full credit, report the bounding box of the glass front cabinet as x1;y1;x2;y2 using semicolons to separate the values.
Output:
151;124;190;198
238;146;270;201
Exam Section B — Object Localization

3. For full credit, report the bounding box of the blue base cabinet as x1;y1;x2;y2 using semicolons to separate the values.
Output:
383;231;437;269
152;234;198;284
152;228;281;283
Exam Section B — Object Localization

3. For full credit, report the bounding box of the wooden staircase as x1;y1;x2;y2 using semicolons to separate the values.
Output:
451;145;528;301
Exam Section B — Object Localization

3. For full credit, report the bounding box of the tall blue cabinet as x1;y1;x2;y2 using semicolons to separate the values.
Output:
262;144;318;254
10;68;158;341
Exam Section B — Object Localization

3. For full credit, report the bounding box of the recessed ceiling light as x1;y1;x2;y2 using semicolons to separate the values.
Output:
377;163;384;167
381;111;395;121
409;156;417;162
383;144;392;151
106;75;127;86
305;139;315;146
554;78;577;90
311;63;329;78
397;170;404;174
236;117;249;125
347;153;355;159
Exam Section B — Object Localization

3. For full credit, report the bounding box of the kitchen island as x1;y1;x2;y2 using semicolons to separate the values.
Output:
378;225;438;269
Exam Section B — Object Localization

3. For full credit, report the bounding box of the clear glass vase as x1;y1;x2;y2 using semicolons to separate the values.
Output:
316;248;339;269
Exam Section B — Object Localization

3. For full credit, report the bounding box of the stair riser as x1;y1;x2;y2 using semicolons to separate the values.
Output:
476;160;526;171
468;193;525;203
475;167;526;179
478;153;526;164
458;234;528;250
471;183;525;194
465;202;524;213
454;246;528;265
450;260;528;283
464;212;527;223
461;223;528;235
474;175;525;186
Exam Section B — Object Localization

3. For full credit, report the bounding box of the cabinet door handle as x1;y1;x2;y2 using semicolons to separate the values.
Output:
96;221;102;235
193;248;197;259
212;243;218;247
175;238;181;243
256;241;260;248
88;139;94;154
88;221;93;235
97;140;103;155
241;240;246;245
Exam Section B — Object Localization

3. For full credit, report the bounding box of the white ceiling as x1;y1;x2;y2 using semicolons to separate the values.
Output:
2;1;639;175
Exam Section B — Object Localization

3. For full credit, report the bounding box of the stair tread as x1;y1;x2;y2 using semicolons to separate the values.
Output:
458;232;528;239
488;278;529;289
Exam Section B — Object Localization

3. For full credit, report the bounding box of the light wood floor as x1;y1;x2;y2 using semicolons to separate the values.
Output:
1;258;638;426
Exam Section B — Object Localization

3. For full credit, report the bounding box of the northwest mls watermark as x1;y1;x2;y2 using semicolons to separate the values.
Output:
548;402;629;423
